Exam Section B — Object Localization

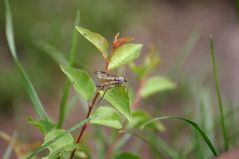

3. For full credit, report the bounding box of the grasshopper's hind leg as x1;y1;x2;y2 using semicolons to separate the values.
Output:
97;87;111;104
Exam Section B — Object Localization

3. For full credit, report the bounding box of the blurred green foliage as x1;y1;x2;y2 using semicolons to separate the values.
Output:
0;0;151;113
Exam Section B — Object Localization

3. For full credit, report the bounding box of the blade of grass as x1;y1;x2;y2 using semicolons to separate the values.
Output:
127;130;181;159
144;132;179;159
5;0;48;120
228;105;239;146
126;131;164;159
58;80;71;127
2;144;13;159
26;118;91;159
195;88;215;158
122;130;179;159
68;10;81;65
57;10;80;128
15;61;49;119
141;116;218;156
2;132;17;159
210;35;228;151
171;30;200;77
194;130;205;159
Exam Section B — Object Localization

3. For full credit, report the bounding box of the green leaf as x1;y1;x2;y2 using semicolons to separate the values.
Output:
43;144;78;159
39;42;68;65
91;106;122;129
27;117;55;134
140;76;176;98
108;44;143;70
76;26;109;59
101;87;131;121
141;116;218;156
42;129;77;159
5;0;49;120
43;129;74;152
114;152;140;159
60;65;96;100
26;118;91;159
127;110;165;131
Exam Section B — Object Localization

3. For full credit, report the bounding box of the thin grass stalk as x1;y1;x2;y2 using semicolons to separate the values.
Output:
57;10;80;128
210;35;229;151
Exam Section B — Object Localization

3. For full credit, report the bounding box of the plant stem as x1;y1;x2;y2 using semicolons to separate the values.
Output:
210;35;228;151
70;38;114;158
132;75;147;109
104;47;116;71
57;10;80;128
69;92;100;159
70;38;118;158
58;80;71;128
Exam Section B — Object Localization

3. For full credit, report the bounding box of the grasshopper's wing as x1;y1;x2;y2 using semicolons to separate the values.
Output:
95;71;117;81
95;71;109;79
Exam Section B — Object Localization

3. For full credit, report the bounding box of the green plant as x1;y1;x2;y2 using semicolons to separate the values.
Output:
3;0;232;159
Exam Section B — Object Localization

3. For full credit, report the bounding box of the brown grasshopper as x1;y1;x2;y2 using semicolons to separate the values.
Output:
95;71;127;104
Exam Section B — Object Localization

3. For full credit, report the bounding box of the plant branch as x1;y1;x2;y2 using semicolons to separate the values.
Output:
69;92;100;159
70;47;112;158
70;34;130;158
104;49;115;71
132;75;147;109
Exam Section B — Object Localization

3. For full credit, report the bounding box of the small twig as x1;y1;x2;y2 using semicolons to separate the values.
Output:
132;76;147;109
104;50;115;71
70;34;133;158
69;92;100;159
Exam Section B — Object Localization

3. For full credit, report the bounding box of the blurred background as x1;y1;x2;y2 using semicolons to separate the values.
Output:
1;0;239;158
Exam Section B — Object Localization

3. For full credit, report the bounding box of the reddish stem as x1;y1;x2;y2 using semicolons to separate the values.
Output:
69;92;100;159
132;76;146;109
105;47;117;71
70;48;114;158
70;33;126;159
